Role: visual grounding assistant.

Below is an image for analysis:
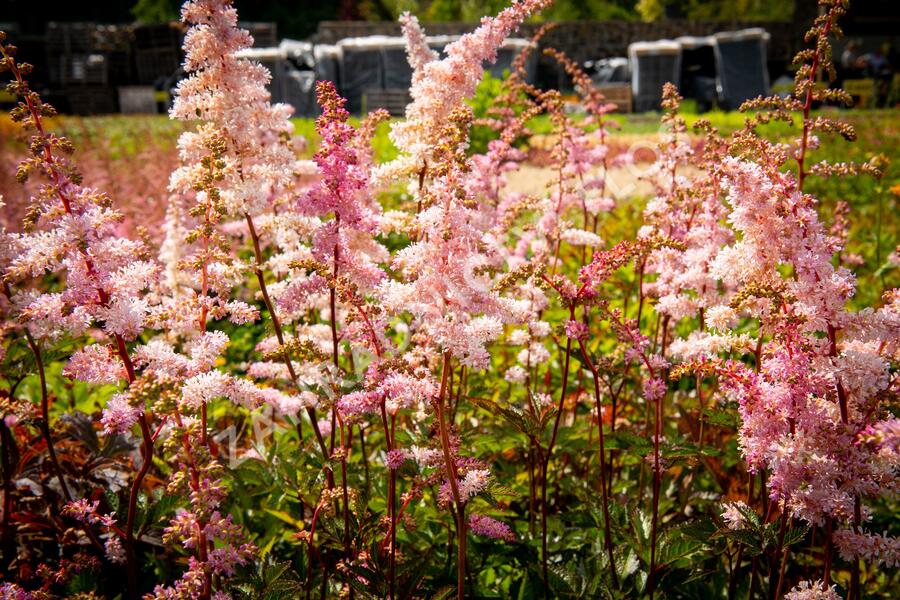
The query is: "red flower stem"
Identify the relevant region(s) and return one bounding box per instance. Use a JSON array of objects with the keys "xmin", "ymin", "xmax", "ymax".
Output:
[
  {"xmin": 171, "ymin": 408, "xmax": 212, "ymax": 599},
  {"xmin": 797, "ymin": 20, "xmax": 831, "ymax": 191},
  {"xmin": 5, "ymin": 55, "xmax": 153, "ymax": 598},
  {"xmin": 379, "ymin": 401, "xmax": 397, "ymax": 600},
  {"xmin": 540, "ymin": 306, "xmax": 574, "ymax": 591},
  {"xmin": 576, "ymin": 337, "xmax": 618, "ymax": 587},
  {"xmin": 435, "ymin": 352, "xmax": 465, "ymax": 600},
  {"xmin": 648, "ymin": 314, "xmax": 669, "ymax": 597},
  {"xmin": 244, "ymin": 213, "xmax": 333, "ymax": 485},
  {"xmin": 26, "ymin": 334, "xmax": 72, "ymax": 503},
  {"xmin": 13, "ymin": 316, "xmax": 107, "ymax": 556}
]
